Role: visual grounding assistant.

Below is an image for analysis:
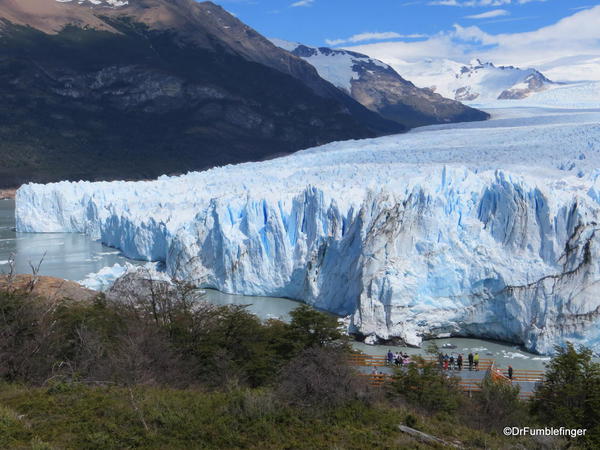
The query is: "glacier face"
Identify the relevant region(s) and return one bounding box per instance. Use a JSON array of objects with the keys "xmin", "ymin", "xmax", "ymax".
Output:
[{"xmin": 16, "ymin": 108, "xmax": 600, "ymax": 354}]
